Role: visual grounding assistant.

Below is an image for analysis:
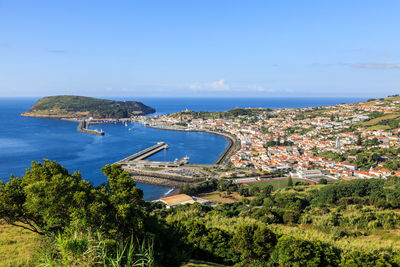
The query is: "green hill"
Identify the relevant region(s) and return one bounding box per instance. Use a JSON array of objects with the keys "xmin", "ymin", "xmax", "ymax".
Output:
[
  {"xmin": 171, "ymin": 107, "xmax": 273, "ymax": 119},
  {"xmin": 21, "ymin": 95, "xmax": 155, "ymax": 118}
]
